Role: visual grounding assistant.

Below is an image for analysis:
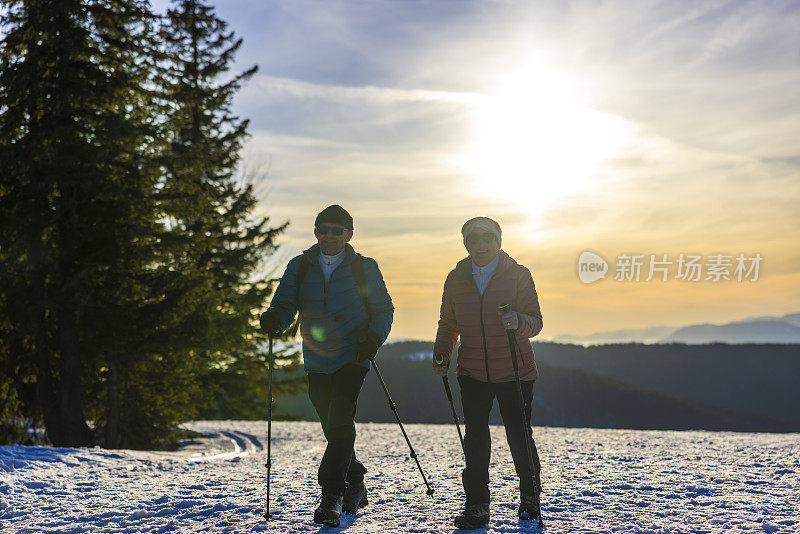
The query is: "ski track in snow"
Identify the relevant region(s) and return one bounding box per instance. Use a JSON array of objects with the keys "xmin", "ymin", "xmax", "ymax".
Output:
[{"xmin": 1, "ymin": 421, "xmax": 799, "ymax": 533}]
